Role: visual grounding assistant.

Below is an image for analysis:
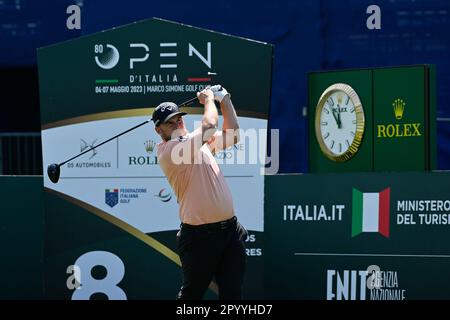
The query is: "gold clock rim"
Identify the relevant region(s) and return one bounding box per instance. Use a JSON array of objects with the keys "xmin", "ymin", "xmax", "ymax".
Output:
[{"xmin": 314, "ymin": 83, "xmax": 365, "ymax": 162}]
